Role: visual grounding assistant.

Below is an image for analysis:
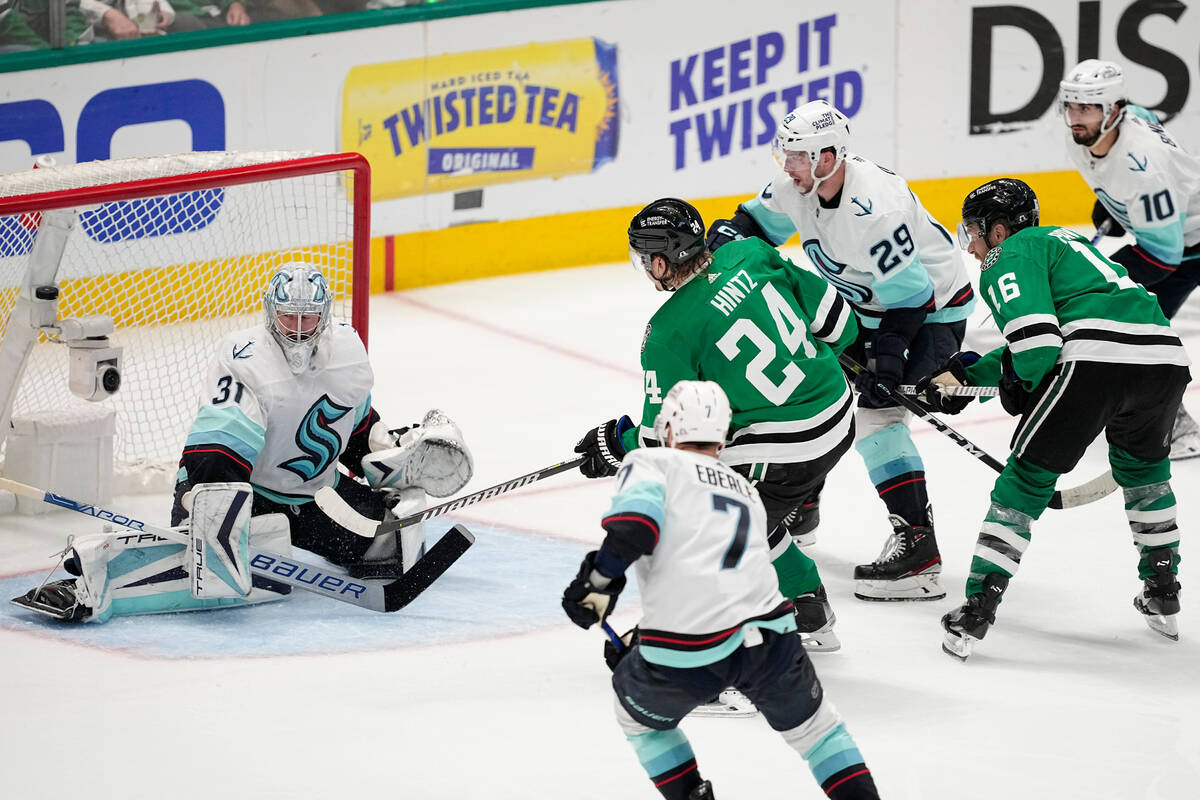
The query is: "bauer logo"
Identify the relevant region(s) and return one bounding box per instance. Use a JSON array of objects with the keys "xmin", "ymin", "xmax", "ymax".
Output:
[{"xmin": 341, "ymin": 39, "xmax": 619, "ymax": 200}]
